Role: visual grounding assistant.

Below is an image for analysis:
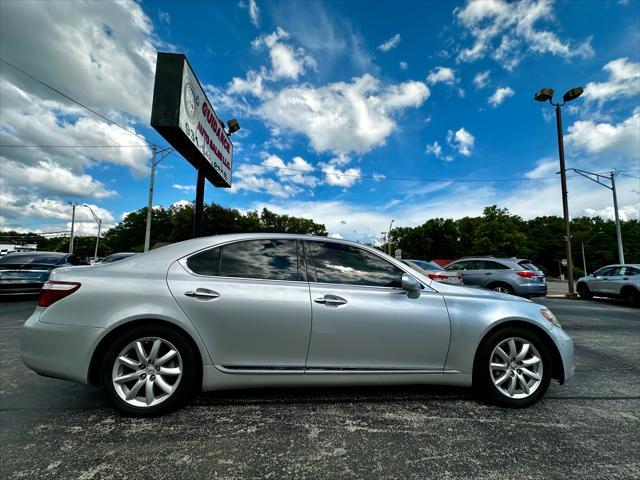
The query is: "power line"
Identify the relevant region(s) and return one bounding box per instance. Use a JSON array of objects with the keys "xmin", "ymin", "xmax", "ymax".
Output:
[{"xmin": 0, "ymin": 58, "xmax": 154, "ymax": 146}]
